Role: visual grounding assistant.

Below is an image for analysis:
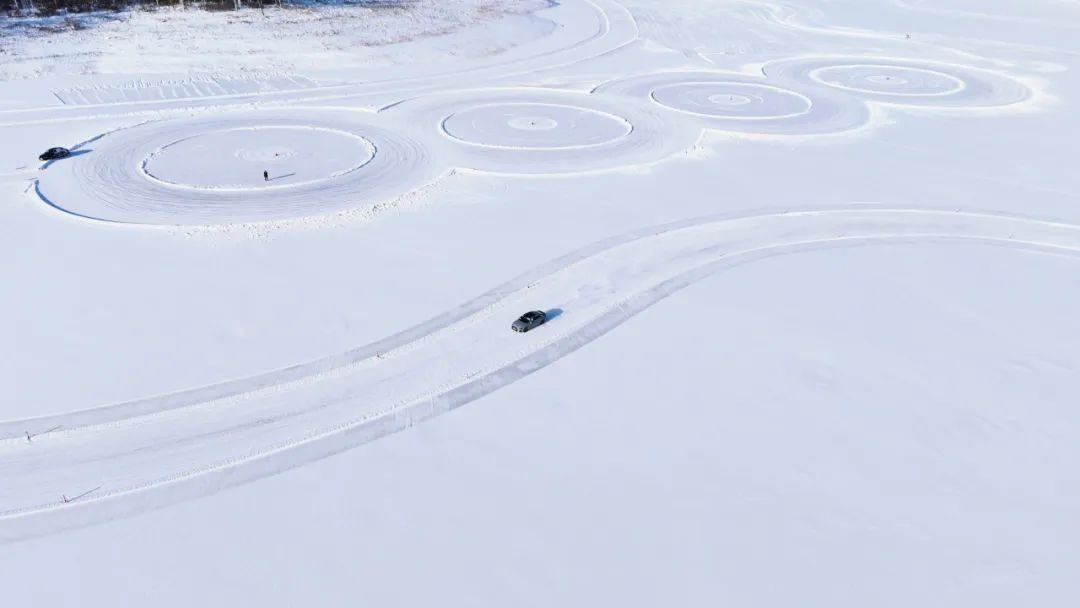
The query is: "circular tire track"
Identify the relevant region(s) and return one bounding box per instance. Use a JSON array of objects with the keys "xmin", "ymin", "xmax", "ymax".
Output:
[
  {"xmin": 811, "ymin": 65, "xmax": 965, "ymax": 97},
  {"xmin": 771, "ymin": 57, "xmax": 1032, "ymax": 109},
  {"xmin": 650, "ymin": 82, "xmax": 812, "ymax": 120},
  {"xmin": 595, "ymin": 71, "xmax": 868, "ymax": 136},
  {"xmin": 36, "ymin": 110, "xmax": 440, "ymax": 225},
  {"xmin": 386, "ymin": 88, "xmax": 697, "ymax": 174},
  {"xmin": 142, "ymin": 125, "xmax": 376, "ymax": 191},
  {"xmin": 441, "ymin": 102, "xmax": 633, "ymax": 150}
]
